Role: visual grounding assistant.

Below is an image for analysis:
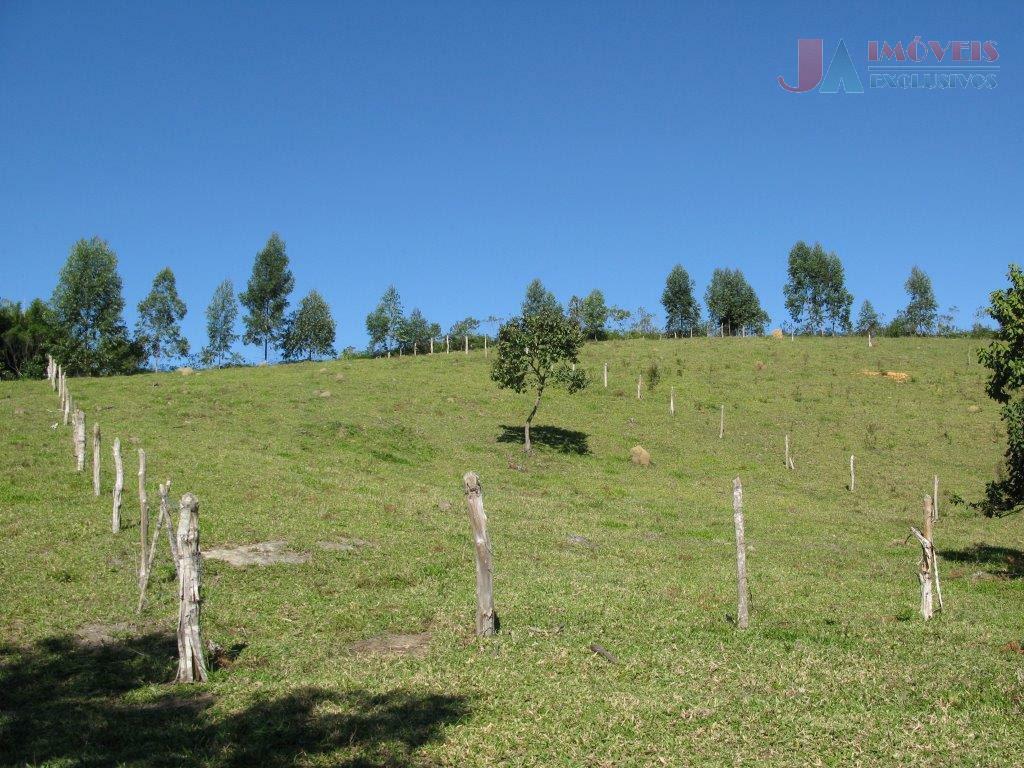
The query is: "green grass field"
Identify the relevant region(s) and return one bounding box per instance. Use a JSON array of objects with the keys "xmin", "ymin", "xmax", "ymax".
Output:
[{"xmin": 2, "ymin": 337, "xmax": 1022, "ymax": 766}]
